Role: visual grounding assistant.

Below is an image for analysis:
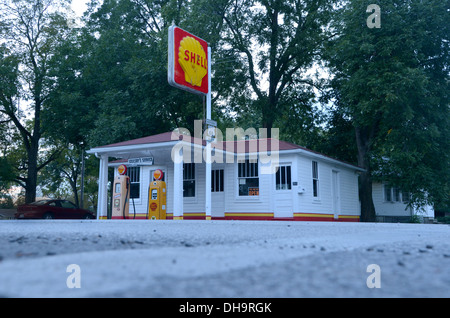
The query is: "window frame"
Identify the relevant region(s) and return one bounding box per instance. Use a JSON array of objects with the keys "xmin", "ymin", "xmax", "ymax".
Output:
[
  {"xmin": 385, "ymin": 184, "xmax": 410, "ymax": 204},
  {"xmin": 126, "ymin": 166, "xmax": 141, "ymax": 200},
  {"xmin": 276, "ymin": 165, "xmax": 292, "ymax": 191},
  {"xmin": 312, "ymin": 161, "xmax": 319, "ymax": 198},
  {"xmin": 402, "ymin": 191, "xmax": 410, "ymax": 203},
  {"xmin": 237, "ymin": 159, "xmax": 260, "ymax": 197},
  {"xmin": 384, "ymin": 184, "xmax": 392, "ymax": 202},
  {"xmin": 393, "ymin": 187, "xmax": 401, "ymax": 202},
  {"xmin": 183, "ymin": 163, "xmax": 196, "ymax": 198}
]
